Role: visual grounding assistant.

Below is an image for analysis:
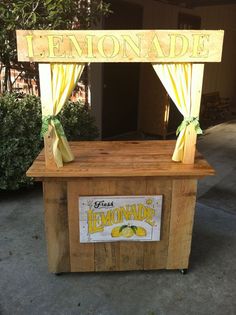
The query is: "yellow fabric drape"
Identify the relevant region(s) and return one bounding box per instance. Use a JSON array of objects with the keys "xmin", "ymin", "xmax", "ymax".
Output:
[
  {"xmin": 43, "ymin": 63, "xmax": 84, "ymax": 167},
  {"xmin": 152, "ymin": 63, "xmax": 199, "ymax": 162}
]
